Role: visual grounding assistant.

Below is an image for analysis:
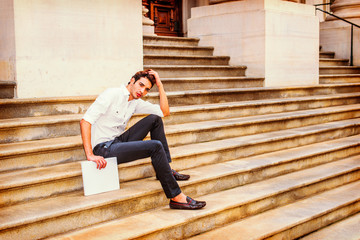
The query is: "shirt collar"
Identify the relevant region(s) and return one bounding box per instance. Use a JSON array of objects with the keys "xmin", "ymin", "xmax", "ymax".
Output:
[
  {"xmin": 120, "ymin": 84, "xmax": 130, "ymax": 97},
  {"xmin": 121, "ymin": 84, "xmax": 139, "ymax": 103}
]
